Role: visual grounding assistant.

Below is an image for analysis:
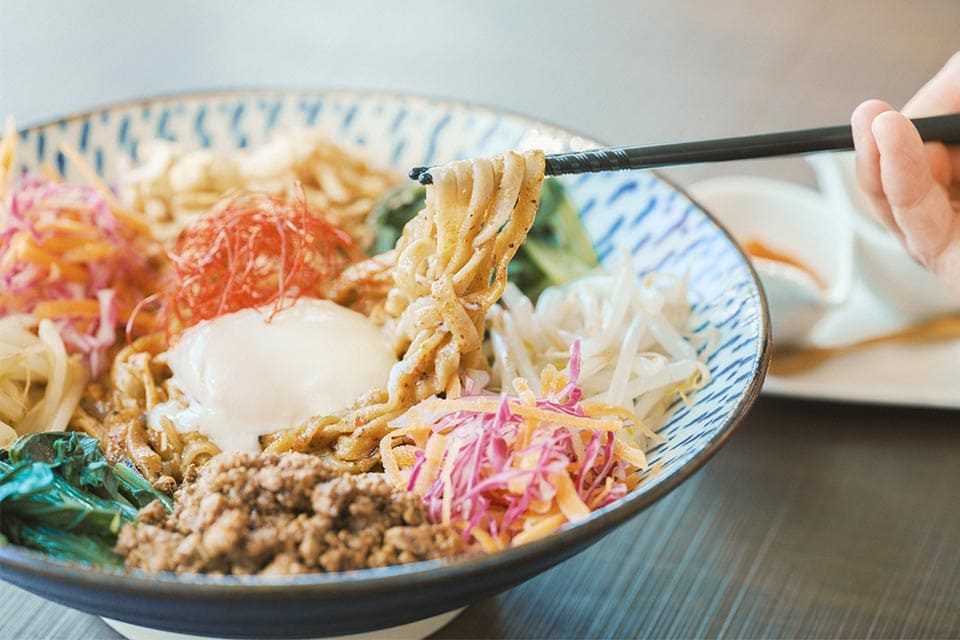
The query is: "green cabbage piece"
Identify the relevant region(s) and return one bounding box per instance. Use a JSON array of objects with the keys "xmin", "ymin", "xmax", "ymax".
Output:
[{"xmin": 369, "ymin": 177, "xmax": 599, "ymax": 300}]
